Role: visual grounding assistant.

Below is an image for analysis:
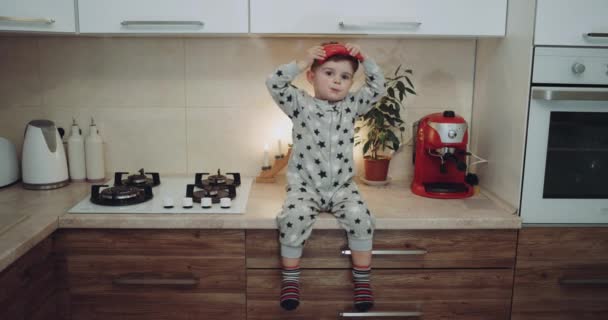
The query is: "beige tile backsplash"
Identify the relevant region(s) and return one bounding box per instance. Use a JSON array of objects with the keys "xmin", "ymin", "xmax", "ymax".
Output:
[{"xmin": 0, "ymin": 36, "xmax": 475, "ymax": 179}]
